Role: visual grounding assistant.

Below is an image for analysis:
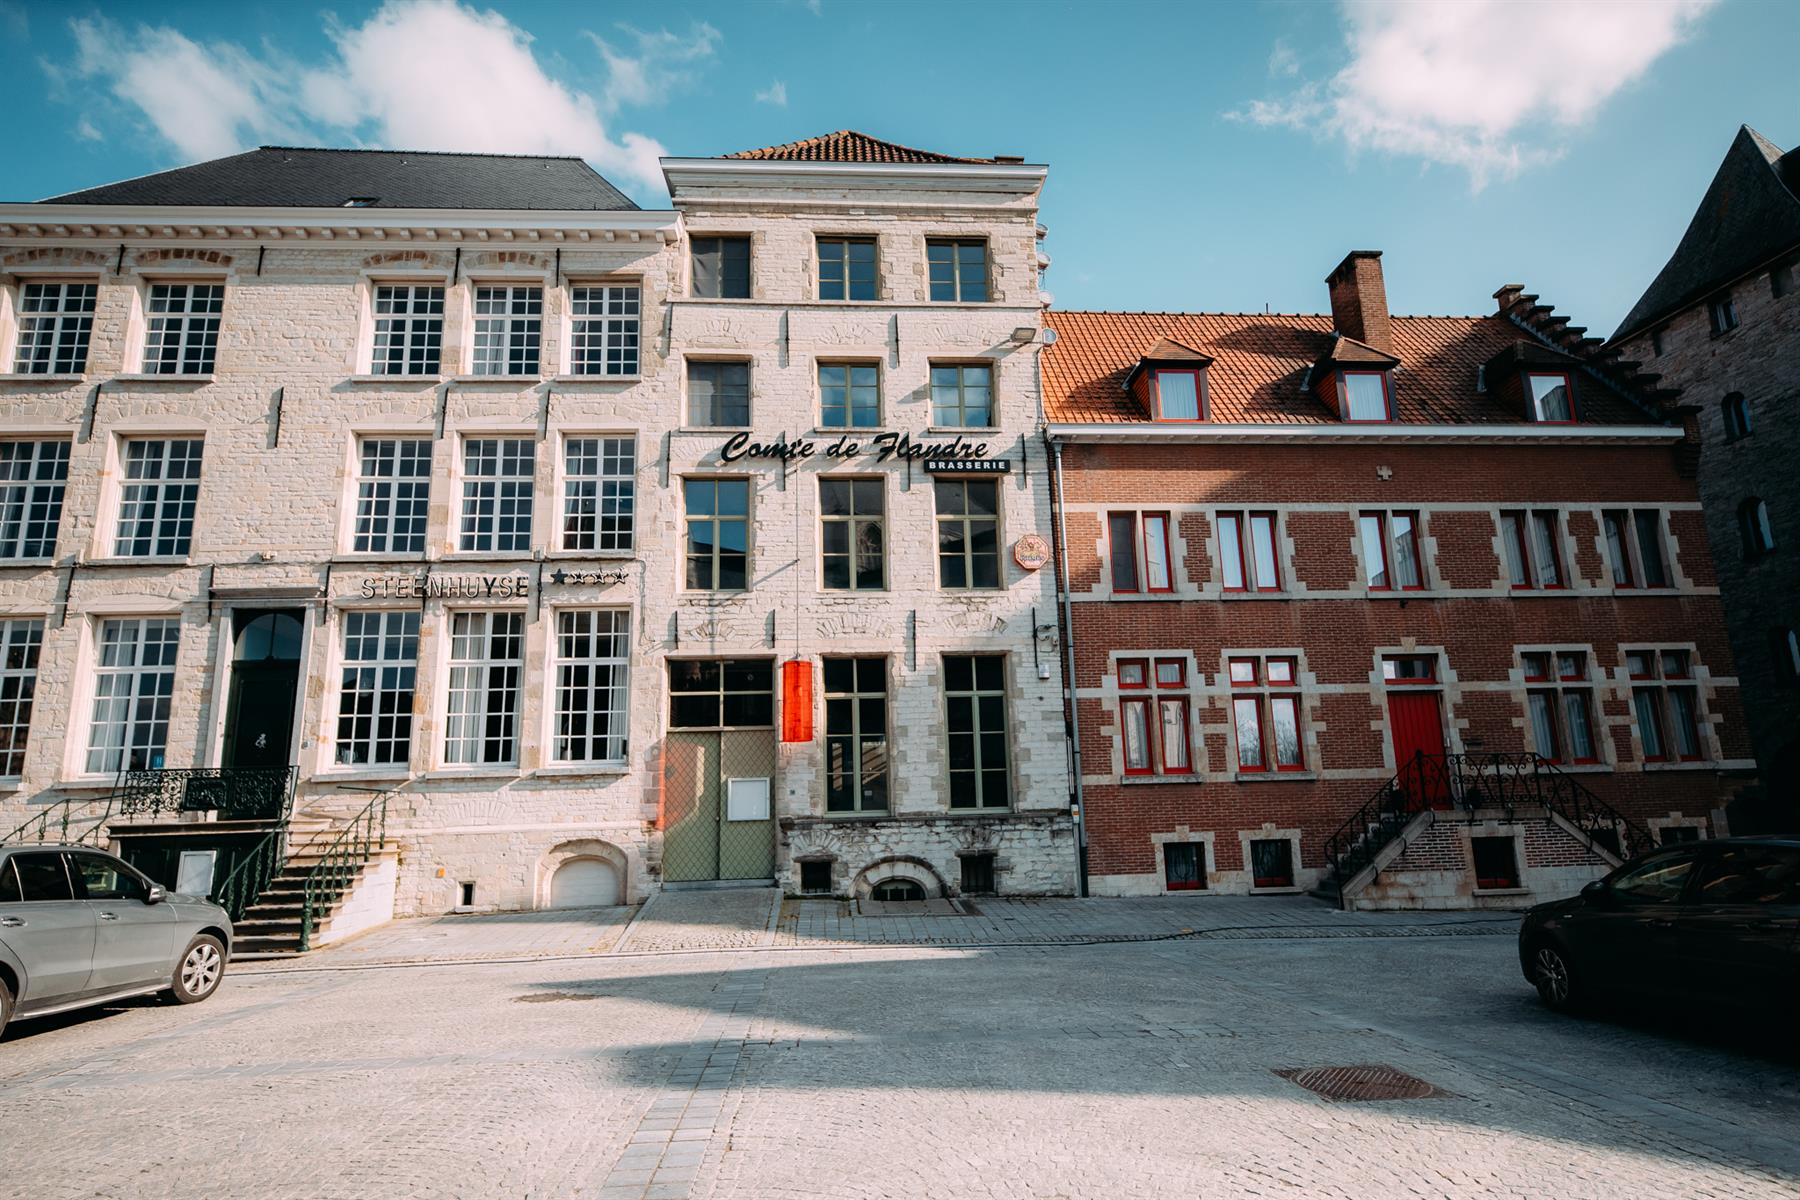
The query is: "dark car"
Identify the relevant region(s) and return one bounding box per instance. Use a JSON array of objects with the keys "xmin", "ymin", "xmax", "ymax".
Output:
[{"xmin": 1519, "ymin": 836, "xmax": 1800, "ymax": 1013}]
